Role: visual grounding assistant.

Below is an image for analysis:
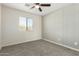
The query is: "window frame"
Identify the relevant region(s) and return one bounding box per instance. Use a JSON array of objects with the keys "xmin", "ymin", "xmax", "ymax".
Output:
[{"xmin": 19, "ymin": 16, "xmax": 33, "ymax": 31}]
